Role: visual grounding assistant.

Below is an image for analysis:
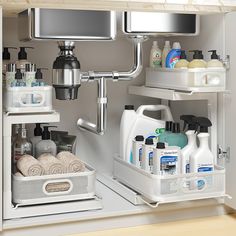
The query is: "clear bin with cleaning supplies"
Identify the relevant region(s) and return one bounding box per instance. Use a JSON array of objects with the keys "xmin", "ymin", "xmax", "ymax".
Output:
[
  {"xmin": 145, "ymin": 67, "xmax": 226, "ymax": 92},
  {"xmin": 114, "ymin": 157, "xmax": 226, "ymax": 204},
  {"xmin": 4, "ymin": 86, "xmax": 53, "ymax": 113},
  {"xmin": 12, "ymin": 163, "xmax": 96, "ymax": 205}
]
